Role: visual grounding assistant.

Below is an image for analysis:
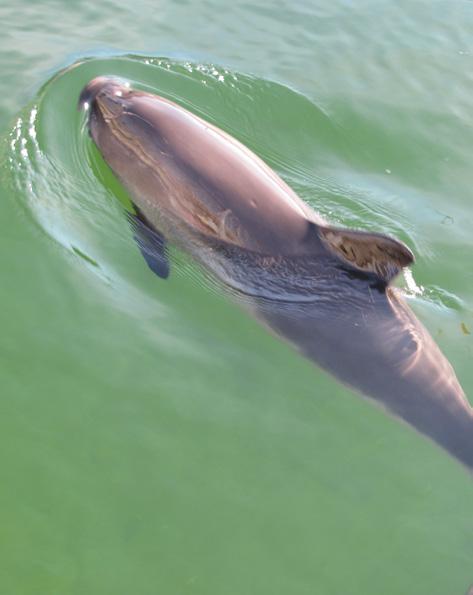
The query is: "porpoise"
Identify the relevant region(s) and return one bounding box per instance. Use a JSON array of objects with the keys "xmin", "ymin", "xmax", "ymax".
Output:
[{"xmin": 79, "ymin": 76, "xmax": 473, "ymax": 472}]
